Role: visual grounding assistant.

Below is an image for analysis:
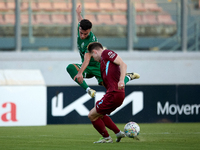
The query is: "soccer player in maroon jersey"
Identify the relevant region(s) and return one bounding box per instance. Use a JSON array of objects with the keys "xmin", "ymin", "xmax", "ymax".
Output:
[
  {"xmin": 67, "ymin": 5, "xmax": 139, "ymax": 98},
  {"xmin": 87, "ymin": 42, "xmax": 133, "ymax": 143}
]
